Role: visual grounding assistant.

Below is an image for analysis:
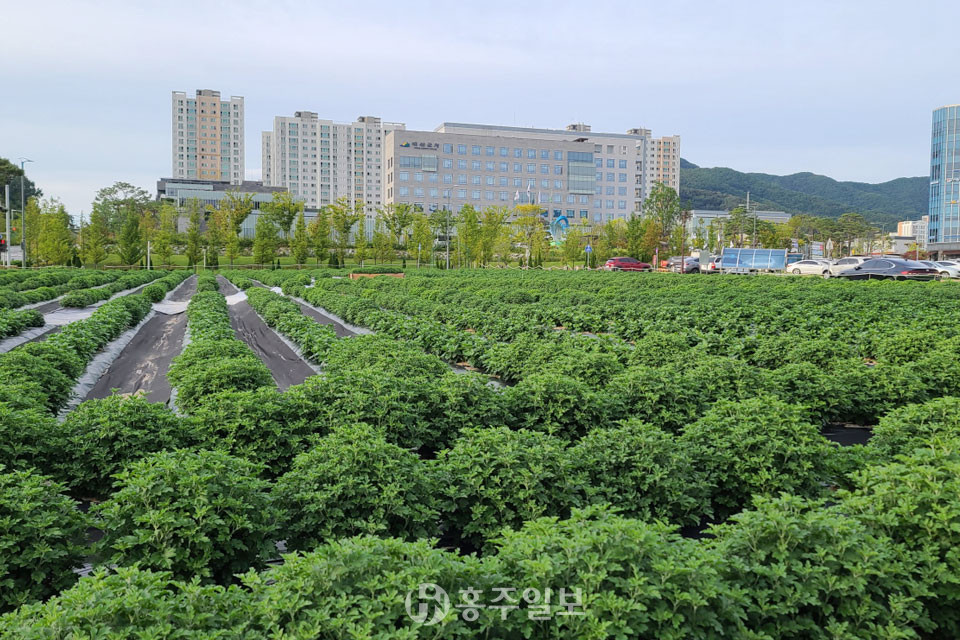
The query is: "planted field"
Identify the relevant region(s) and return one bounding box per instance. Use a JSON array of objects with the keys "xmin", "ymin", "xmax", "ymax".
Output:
[{"xmin": 2, "ymin": 269, "xmax": 960, "ymax": 638}]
